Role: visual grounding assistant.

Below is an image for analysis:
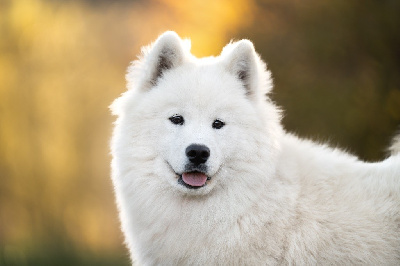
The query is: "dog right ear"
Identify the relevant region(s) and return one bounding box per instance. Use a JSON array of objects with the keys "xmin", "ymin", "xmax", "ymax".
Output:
[
  {"xmin": 221, "ymin": 40, "xmax": 260, "ymax": 100},
  {"xmin": 127, "ymin": 31, "xmax": 187, "ymax": 91},
  {"xmin": 221, "ymin": 39, "xmax": 272, "ymax": 101}
]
